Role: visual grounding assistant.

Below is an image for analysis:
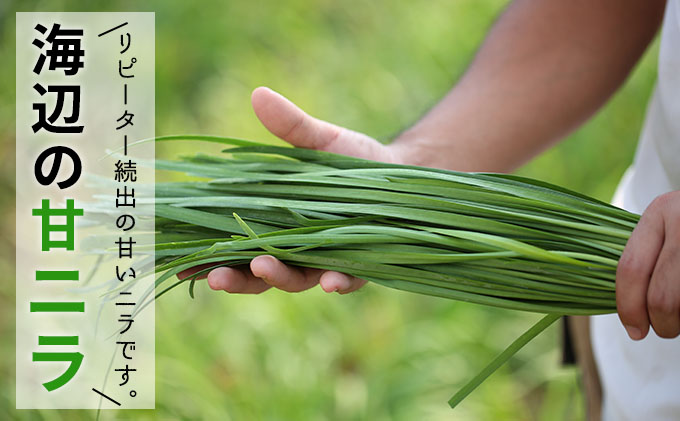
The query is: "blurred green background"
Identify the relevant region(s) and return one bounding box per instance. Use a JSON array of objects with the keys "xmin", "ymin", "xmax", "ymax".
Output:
[{"xmin": 0, "ymin": 0, "xmax": 659, "ymax": 419}]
